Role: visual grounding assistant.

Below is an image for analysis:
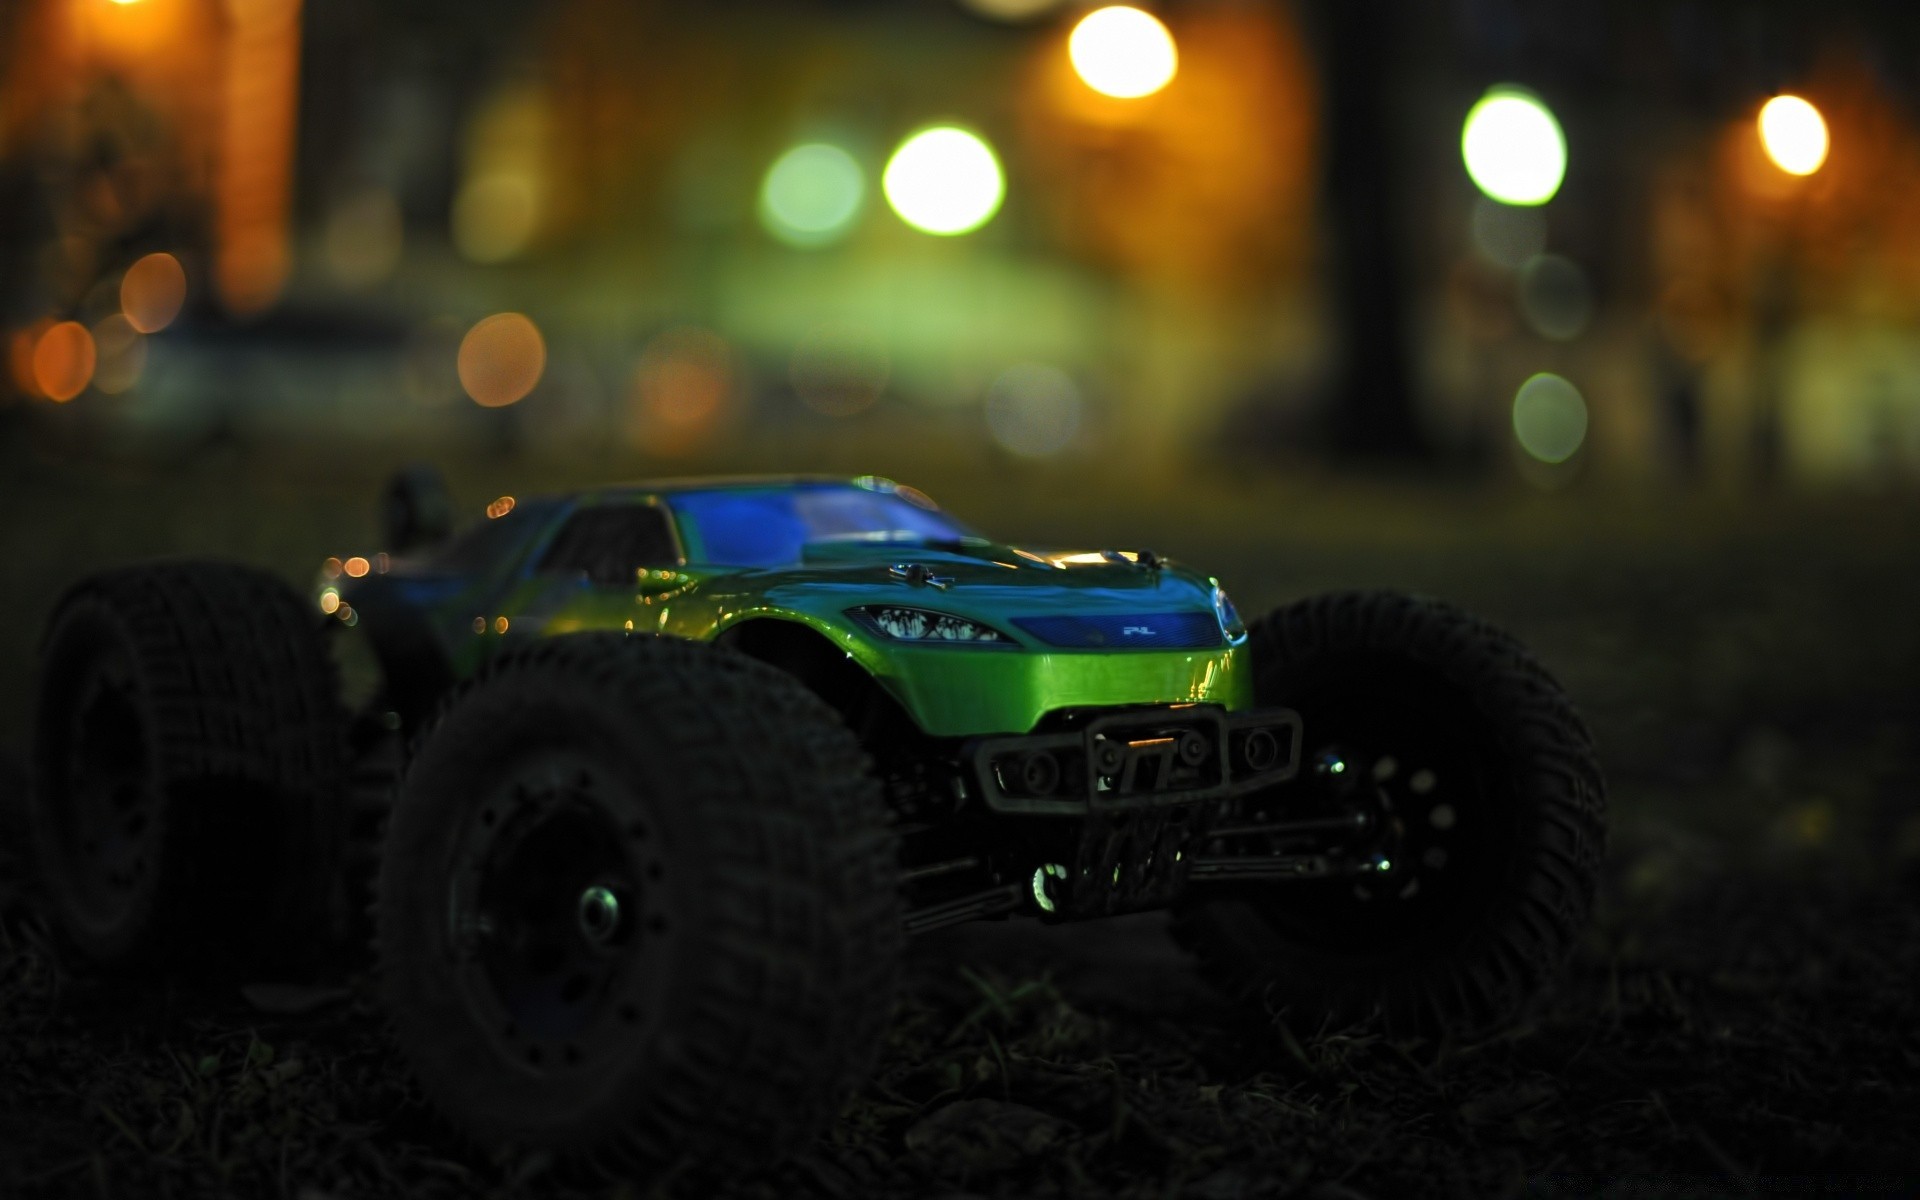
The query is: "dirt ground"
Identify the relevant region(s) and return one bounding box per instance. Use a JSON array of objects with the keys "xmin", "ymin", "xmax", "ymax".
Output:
[{"xmin": 1, "ymin": 439, "xmax": 1916, "ymax": 1199}]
